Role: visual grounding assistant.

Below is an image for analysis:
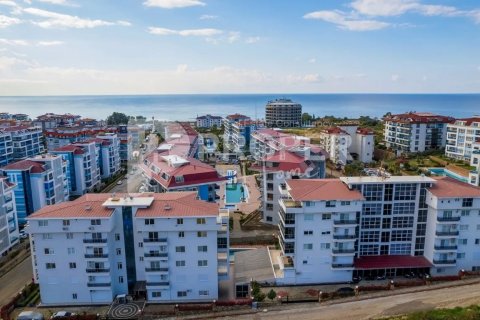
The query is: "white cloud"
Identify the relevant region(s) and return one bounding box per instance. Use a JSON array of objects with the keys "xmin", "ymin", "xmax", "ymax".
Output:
[
  {"xmin": 308, "ymin": 58, "xmax": 316, "ymax": 63},
  {"xmin": 0, "ymin": 1, "xmax": 18, "ymax": 7},
  {"xmin": 351, "ymin": 0, "xmax": 464, "ymax": 18},
  {"xmin": 117, "ymin": 20, "xmax": 132, "ymax": 26},
  {"xmin": 0, "ymin": 14, "xmax": 21, "ymax": 28},
  {"xmin": 37, "ymin": 40, "xmax": 63, "ymax": 46},
  {"xmin": 245, "ymin": 36, "xmax": 260, "ymax": 44},
  {"xmin": 391, "ymin": 74, "xmax": 400, "ymax": 81},
  {"xmin": 37, "ymin": 0, "xmax": 70, "ymax": 5},
  {"xmin": 0, "ymin": 55, "xmax": 31, "ymax": 70},
  {"xmin": 199, "ymin": 14, "xmax": 217, "ymax": 20},
  {"xmin": 148, "ymin": 27, "xmax": 222, "ymax": 37},
  {"xmin": 304, "ymin": 10, "xmax": 390, "ymax": 31},
  {"xmin": 0, "ymin": 38, "xmax": 29, "ymax": 46},
  {"xmin": 143, "ymin": 0, "xmax": 205, "ymax": 9},
  {"xmin": 227, "ymin": 31, "xmax": 240, "ymax": 43}
]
